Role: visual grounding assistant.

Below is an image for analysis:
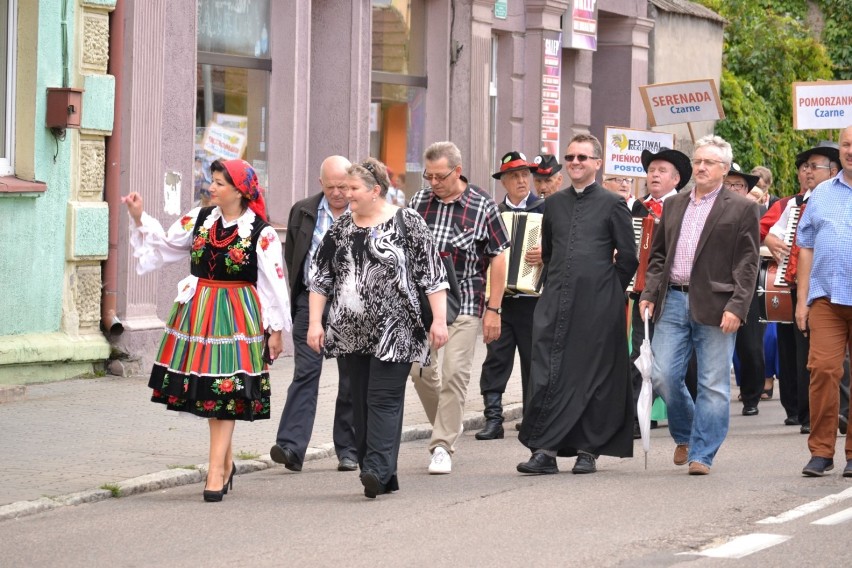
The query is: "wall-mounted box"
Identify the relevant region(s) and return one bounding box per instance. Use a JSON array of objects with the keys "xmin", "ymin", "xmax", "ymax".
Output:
[{"xmin": 46, "ymin": 87, "xmax": 84, "ymax": 129}]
